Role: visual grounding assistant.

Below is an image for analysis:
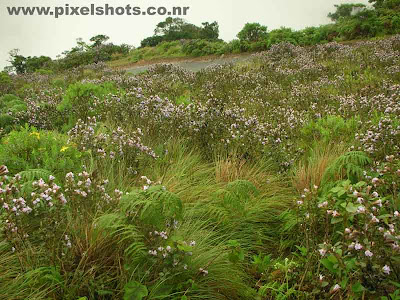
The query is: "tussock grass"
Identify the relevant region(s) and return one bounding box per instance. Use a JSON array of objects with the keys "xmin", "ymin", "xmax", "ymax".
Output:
[{"xmin": 292, "ymin": 143, "xmax": 347, "ymax": 193}]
